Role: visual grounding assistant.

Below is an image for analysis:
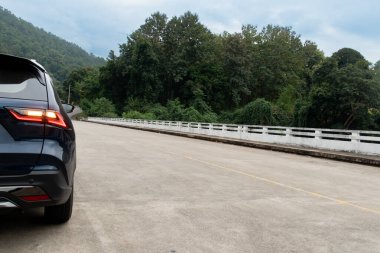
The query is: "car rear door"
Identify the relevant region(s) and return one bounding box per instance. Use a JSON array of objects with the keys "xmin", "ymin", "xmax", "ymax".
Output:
[{"xmin": 0, "ymin": 58, "xmax": 48, "ymax": 175}]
